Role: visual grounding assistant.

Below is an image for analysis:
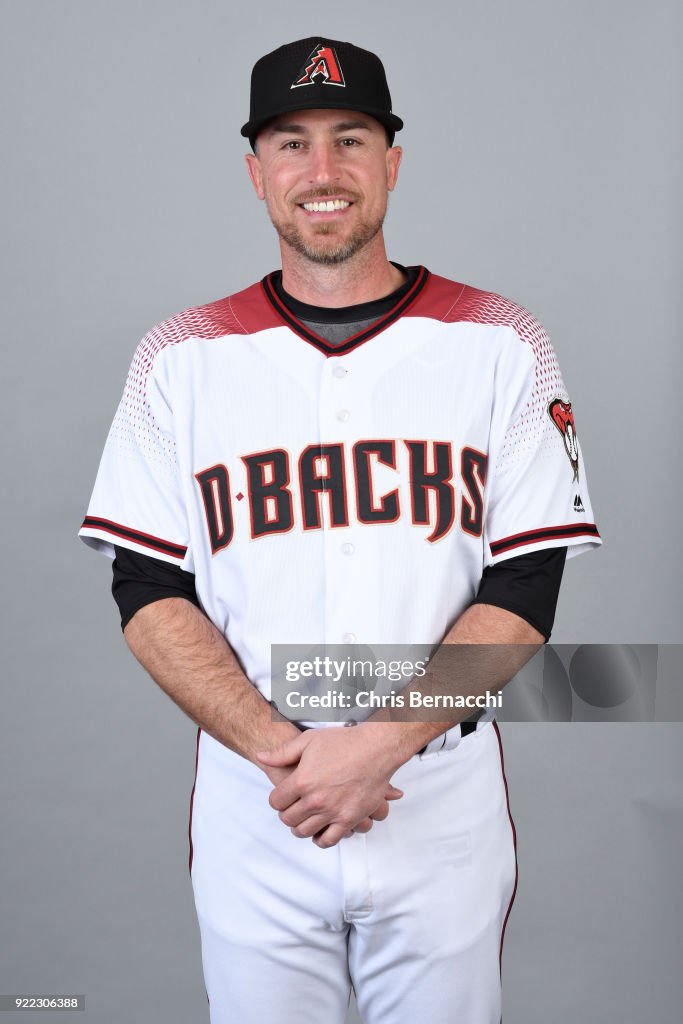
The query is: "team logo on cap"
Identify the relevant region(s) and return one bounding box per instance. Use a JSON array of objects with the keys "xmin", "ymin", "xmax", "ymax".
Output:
[
  {"xmin": 291, "ymin": 44, "xmax": 346, "ymax": 89},
  {"xmin": 548, "ymin": 398, "xmax": 580, "ymax": 481}
]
